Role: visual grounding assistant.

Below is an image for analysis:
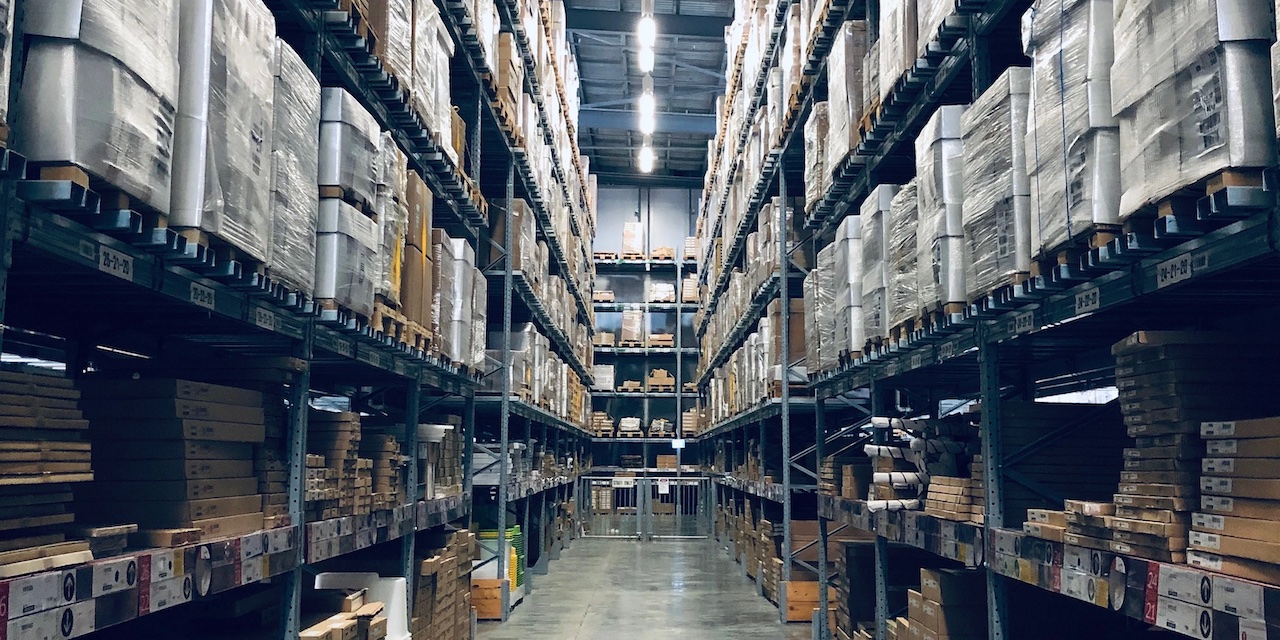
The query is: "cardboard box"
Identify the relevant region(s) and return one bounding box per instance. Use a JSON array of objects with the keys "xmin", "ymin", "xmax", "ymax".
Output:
[
  {"xmin": 98, "ymin": 459, "xmax": 254, "ymax": 481},
  {"xmin": 907, "ymin": 589, "xmax": 924, "ymax": 622},
  {"xmin": 920, "ymin": 598, "xmax": 984, "ymax": 636},
  {"xmin": 1202, "ymin": 416, "xmax": 1280, "ymax": 439},
  {"xmin": 405, "ymin": 171, "xmax": 431, "ymax": 250},
  {"xmin": 1201, "ymin": 457, "xmax": 1280, "ymax": 477},
  {"xmin": 1192, "ymin": 512, "xmax": 1280, "ymax": 544},
  {"xmin": 1200, "ymin": 495, "xmax": 1280, "ymax": 520},
  {"xmin": 87, "ymin": 418, "xmax": 266, "ymax": 443},
  {"xmin": 1204, "ymin": 437, "xmax": 1280, "ymax": 458},
  {"xmin": 1188, "ymin": 549, "xmax": 1280, "ymax": 586},
  {"xmin": 80, "ymin": 379, "xmax": 263, "ymax": 405},
  {"xmin": 401, "ymin": 244, "xmax": 431, "ymax": 325},
  {"xmin": 919, "ymin": 568, "xmax": 983, "ymax": 605},
  {"xmin": 1190, "ymin": 530, "xmax": 1280, "ymax": 564},
  {"xmin": 79, "ymin": 398, "xmax": 263, "ymax": 424},
  {"xmin": 103, "ymin": 494, "xmax": 263, "ymax": 524},
  {"xmin": 1153, "ymin": 596, "xmax": 1211, "ymax": 637},
  {"xmin": 1201, "ymin": 476, "xmax": 1280, "ymax": 500},
  {"xmin": 91, "ymin": 477, "xmax": 258, "ymax": 501}
]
